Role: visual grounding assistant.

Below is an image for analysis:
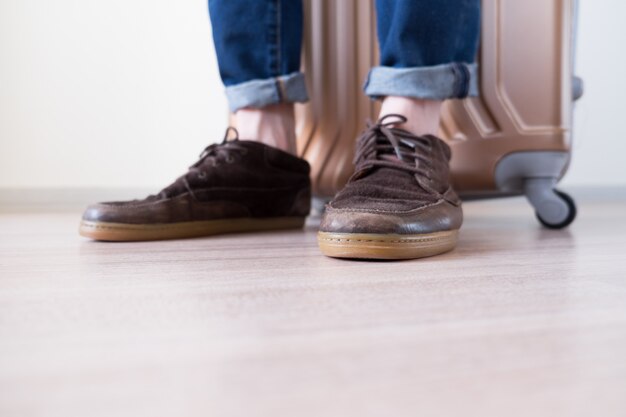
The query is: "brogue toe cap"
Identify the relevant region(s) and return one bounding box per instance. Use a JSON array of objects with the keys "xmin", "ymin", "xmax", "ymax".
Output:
[{"xmin": 319, "ymin": 200, "xmax": 462, "ymax": 235}]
